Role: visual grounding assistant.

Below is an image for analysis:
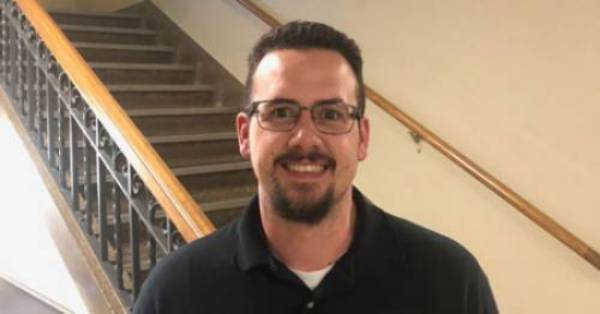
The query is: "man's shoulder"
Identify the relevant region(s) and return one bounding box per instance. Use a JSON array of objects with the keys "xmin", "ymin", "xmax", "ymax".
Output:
[
  {"xmin": 372, "ymin": 204, "xmax": 482, "ymax": 273},
  {"xmin": 363, "ymin": 204, "xmax": 497, "ymax": 312},
  {"xmin": 155, "ymin": 221, "xmax": 238, "ymax": 276},
  {"xmin": 133, "ymin": 221, "xmax": 240, "ymax": 313}
]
